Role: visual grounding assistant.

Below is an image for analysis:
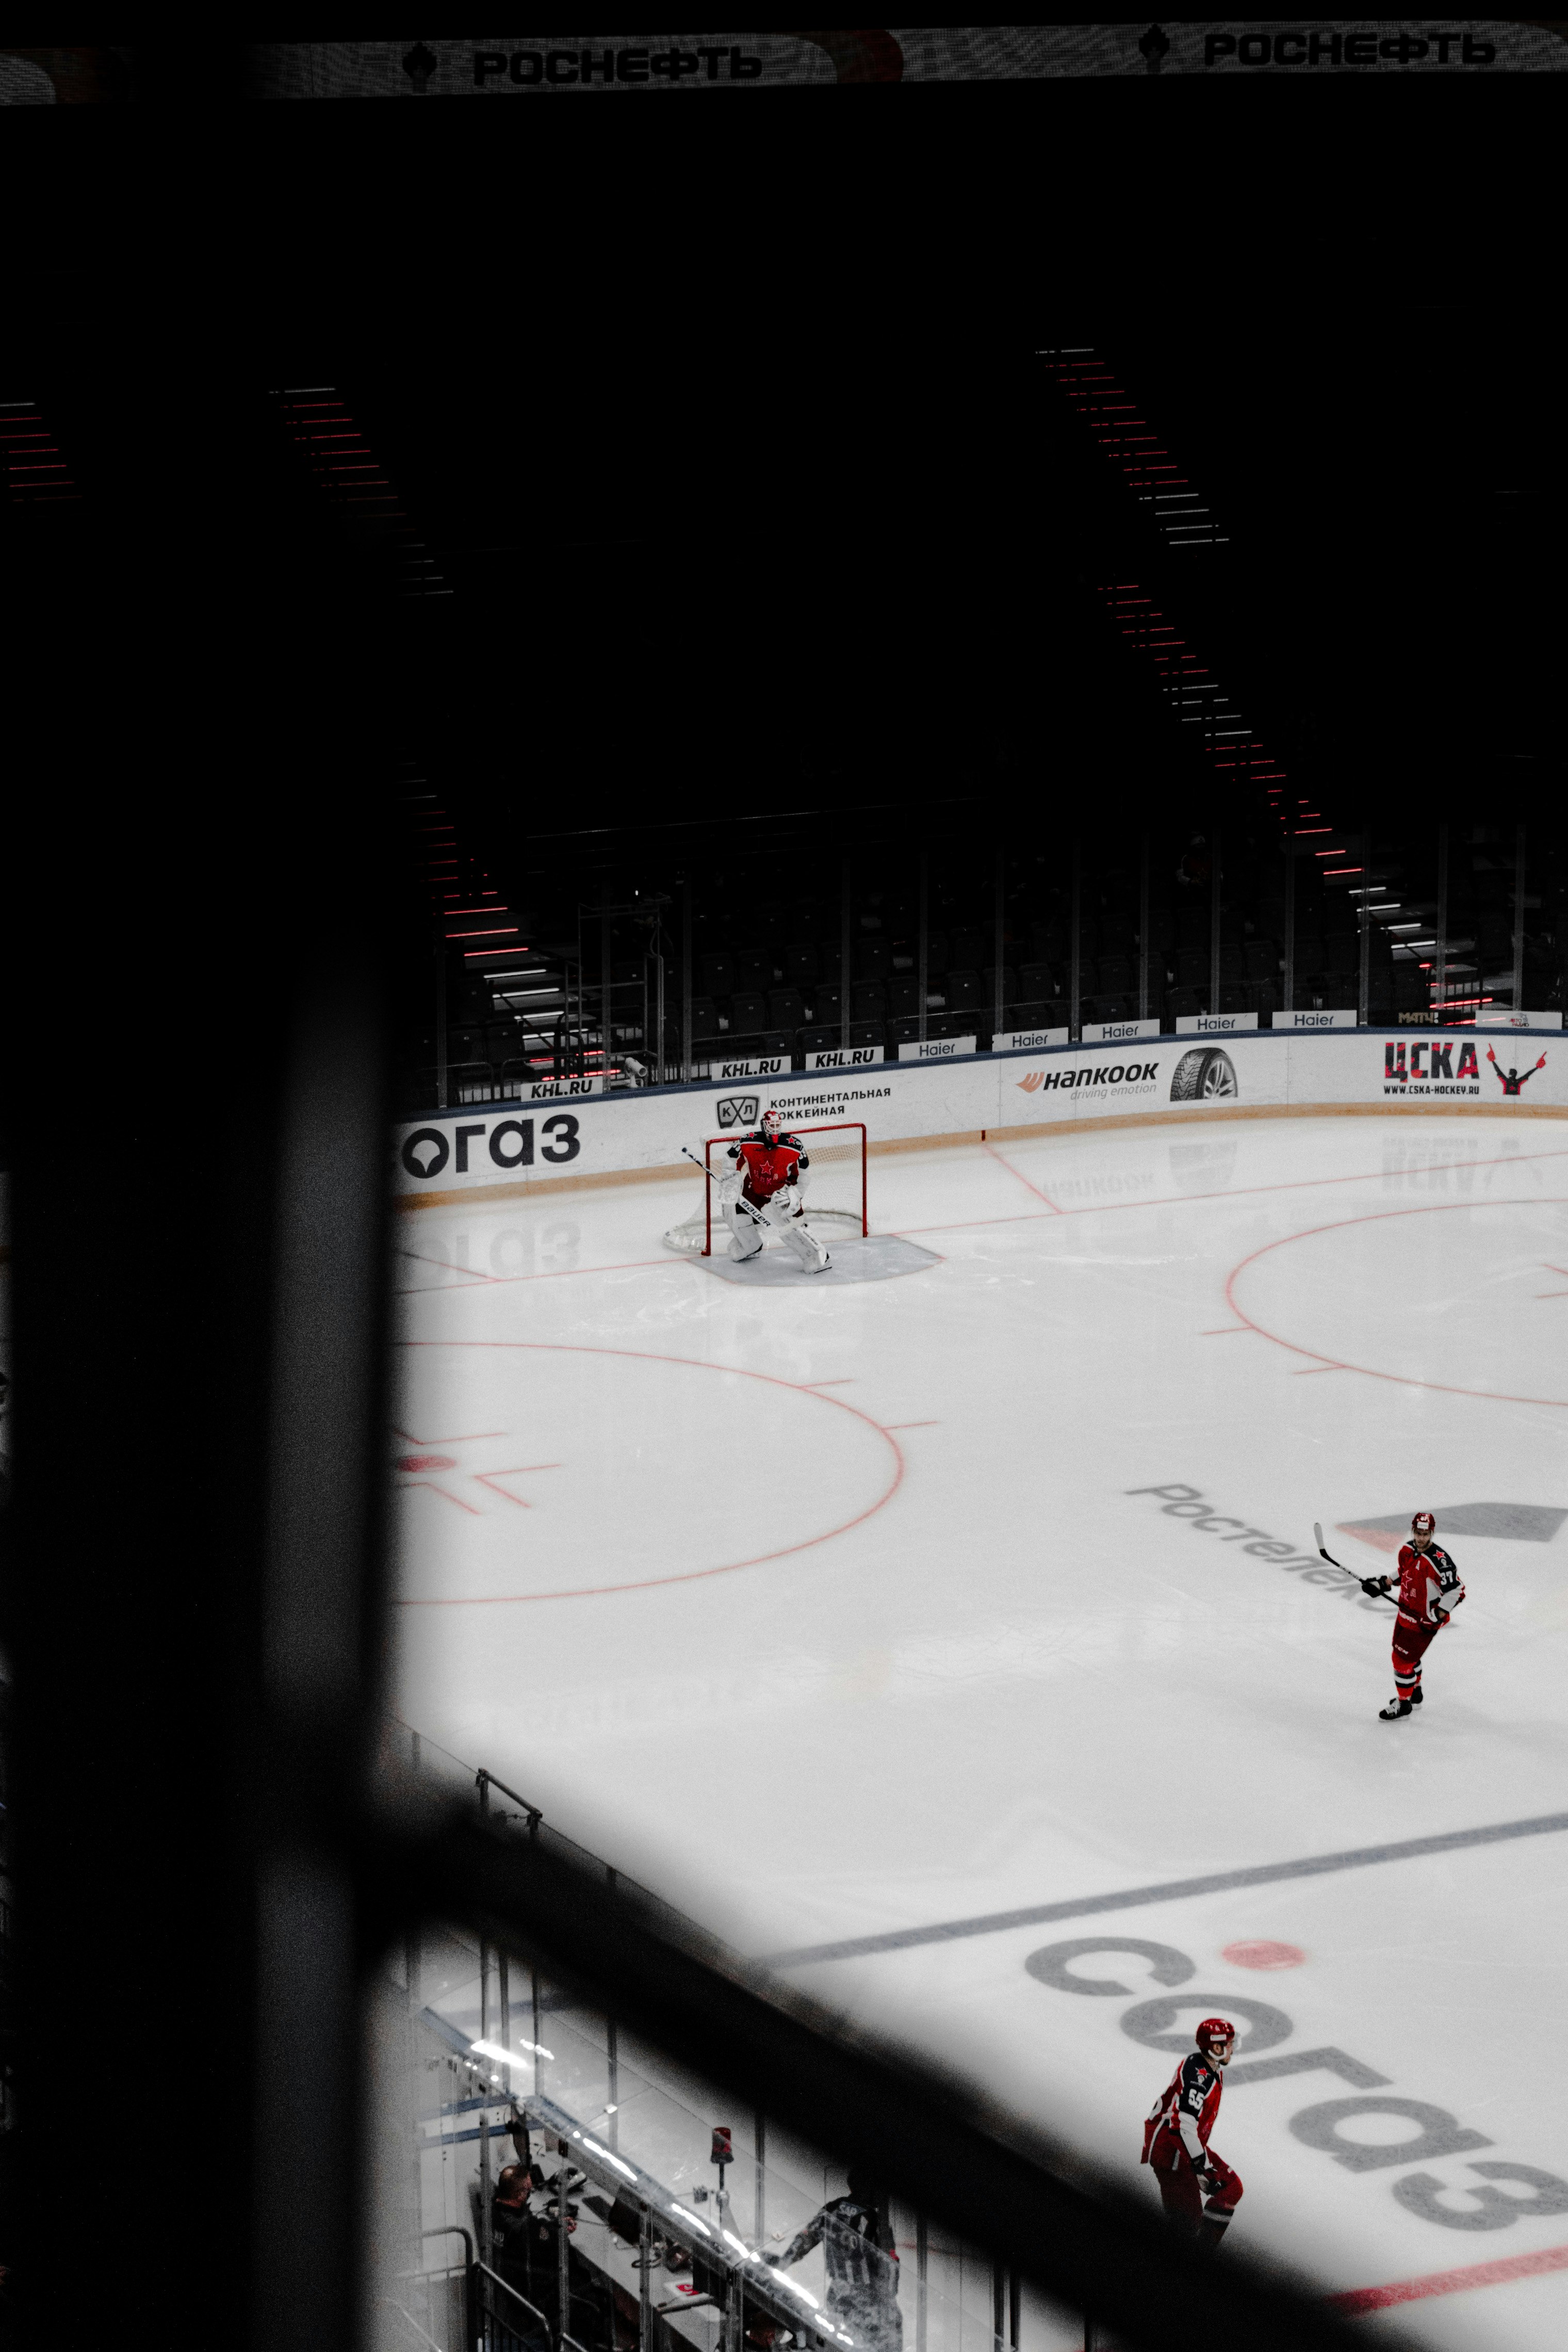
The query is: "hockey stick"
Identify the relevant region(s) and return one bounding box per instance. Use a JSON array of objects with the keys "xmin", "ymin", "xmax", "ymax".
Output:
[{"xmin": 1313, "ymin": 1522, "xmax": 1397, "ymax": 1606}]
